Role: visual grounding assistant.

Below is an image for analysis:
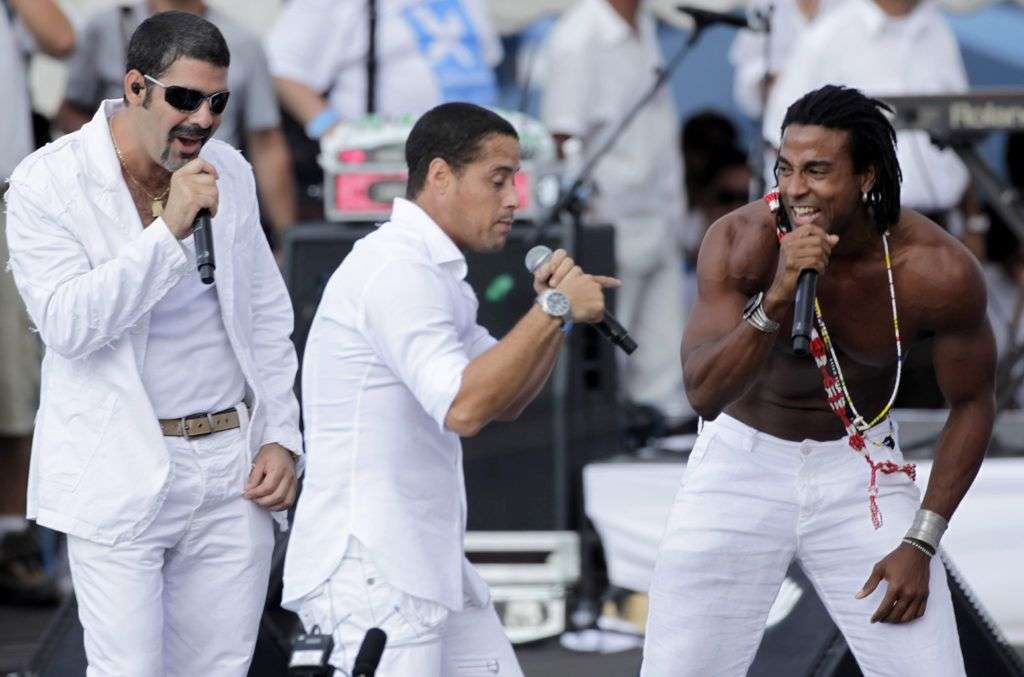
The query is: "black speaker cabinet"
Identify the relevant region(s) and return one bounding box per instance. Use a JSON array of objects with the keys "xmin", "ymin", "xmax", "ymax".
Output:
[{"xmin": 282, "ymin": 222, "xmax": 622, "ymax": 531}]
